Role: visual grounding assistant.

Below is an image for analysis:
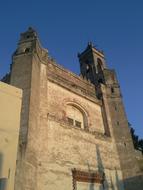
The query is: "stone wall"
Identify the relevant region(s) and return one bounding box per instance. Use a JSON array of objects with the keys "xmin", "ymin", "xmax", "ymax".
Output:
[
  {"xmin": 8, "ymin": 28, "xmax": 143, "ymax": 190},
  {"xmin": 33, "ymin": 67, "xmax": 125, "ymax": 189},
  {"xmin": 0, "ymin": 82, "xmax": 22, "ymax": 190}
]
